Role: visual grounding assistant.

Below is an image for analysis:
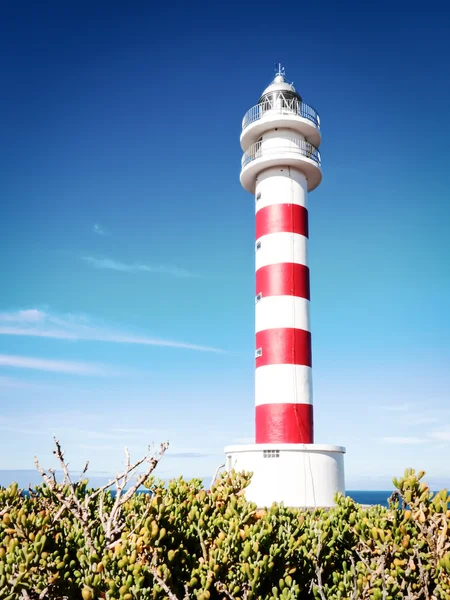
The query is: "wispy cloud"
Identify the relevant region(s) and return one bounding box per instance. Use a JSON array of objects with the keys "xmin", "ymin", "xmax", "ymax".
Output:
[
  {"xmin": 166, "ymin": 452, "xmax": 217, "ymax": 459},
  {"xmin": 378, "ymin": 403, "xmax": 415, "ymax": 412},
  {"xmin": 0, "ymin": 309, "xmax": 44, "ymax": 323},
  {"xmin": 0, "ymin": 309, "xmax": 222, "ymax": 353},
  {"xmin": 0, "ymin": 375, "xmax": 50, "ymax": 389},
  {"xmin": 381, "ymin": 436, "xmax": 428, "ymax": 445},
  {"xmin": 430, "ymin": 430, "xmax": 450, "ymax": 442},
  {"xmin": 112, "ymin": 428, "xmax": 161, "ymax": 435},
  {"xmin": 0, "ymin": 354, "xmax": 109, "ymax": 376},
  {"xmin": 165, "ymin": 446, "xmax": 219, "ymax": 459},
  {"xmin": 93, "ymin": 224, "xmax": 106, "ymax": 235},
  {"xmin": 82, "ymin": 256, "xmax": 195, "ymax": 279}
]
